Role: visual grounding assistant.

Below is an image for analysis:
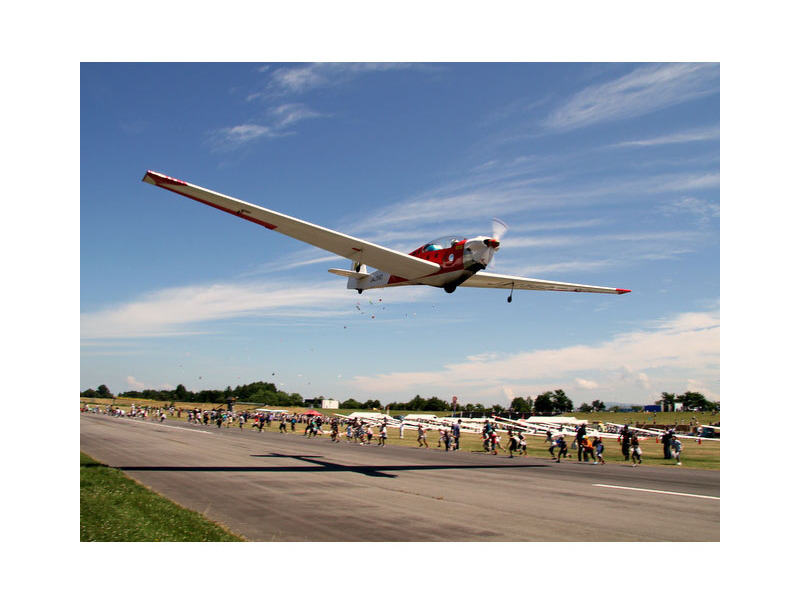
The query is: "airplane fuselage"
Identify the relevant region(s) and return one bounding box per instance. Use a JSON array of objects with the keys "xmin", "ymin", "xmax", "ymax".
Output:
[{"xmin": 352, "ymin": 235, "xmax": 498, "ymax": 292}]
